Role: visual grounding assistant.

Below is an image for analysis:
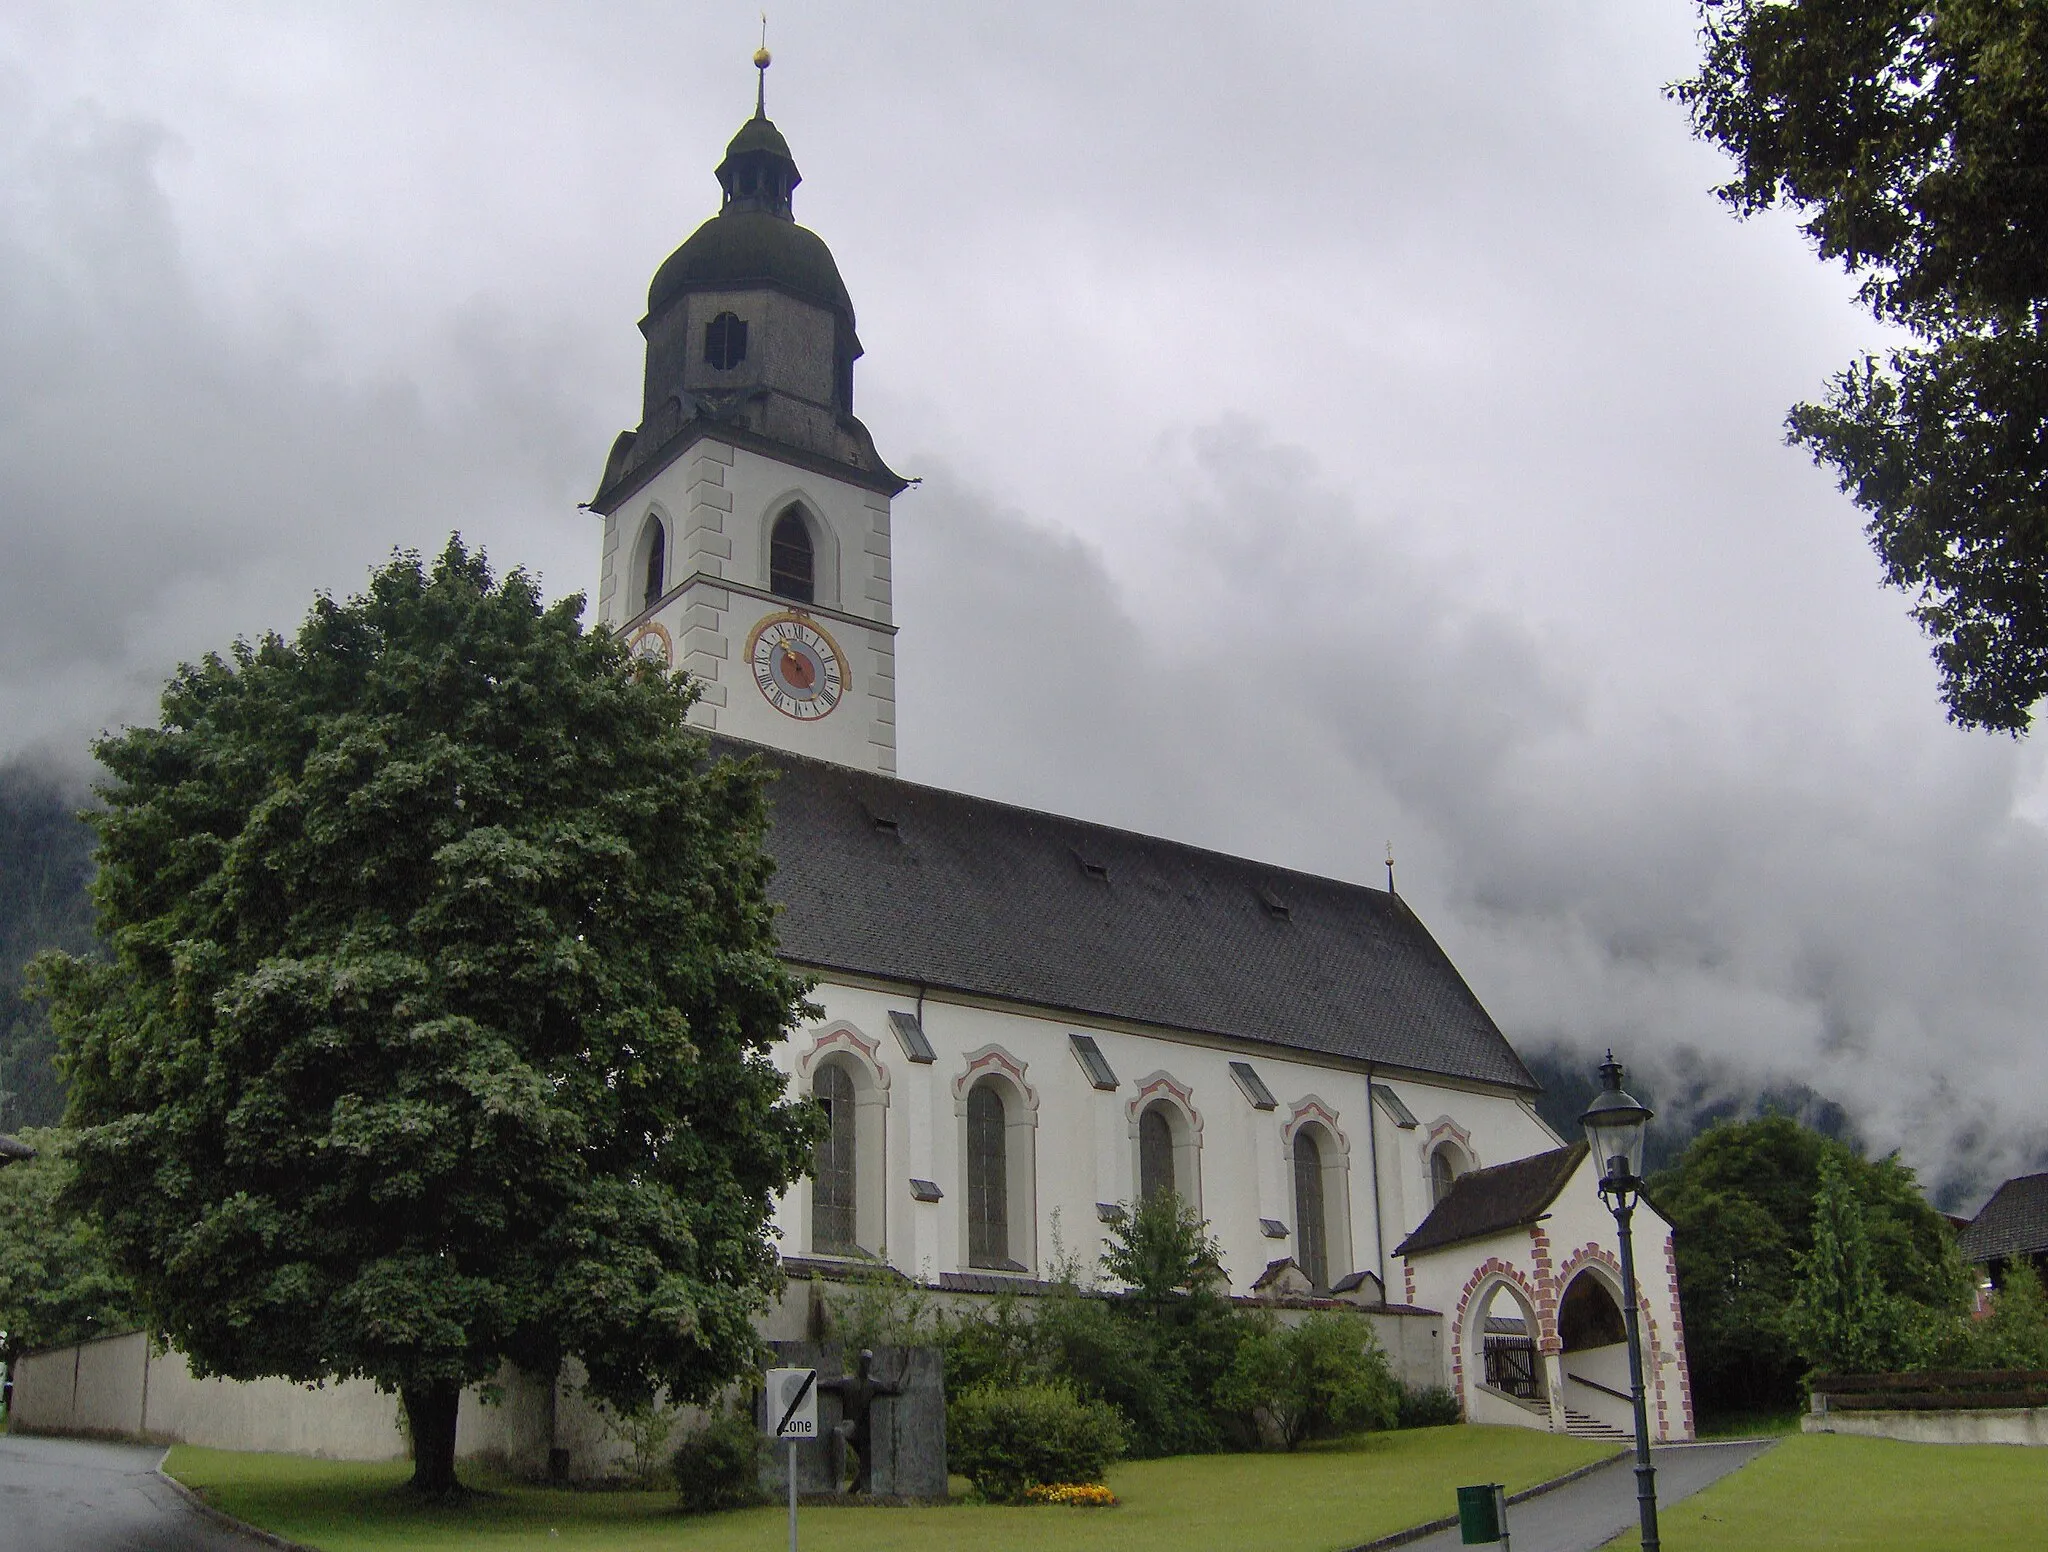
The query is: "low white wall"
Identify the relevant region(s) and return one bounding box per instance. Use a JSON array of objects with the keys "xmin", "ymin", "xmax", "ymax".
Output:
[
  {"xmin": 10, "ymin": 1279, "xmax": 1451, "ymax": 1473},
  {"xmin": 1467, "ymin": 1382, "xmax": 1549, "ymax": 1430},
  {"xmin": 7, "ymin": 1332, "xmax": 658, "ymax": 1481},
  {"xmin": 1561, "ymin": 1342, "xmax": 1634, "ymax": 1433},
  {"xmin": 1805, "ymin": 1407, "xmax": 2048, "ymax": 1446}
]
